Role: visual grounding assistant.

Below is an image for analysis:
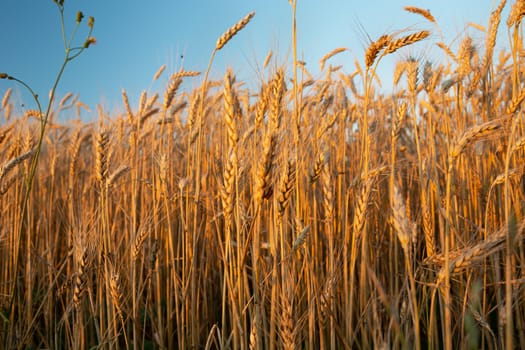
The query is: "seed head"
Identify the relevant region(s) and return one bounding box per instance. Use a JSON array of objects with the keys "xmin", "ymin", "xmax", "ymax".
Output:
[
  {"xmin": 216, "ymin": 11, "xmax": 255, "ymax": 51},
  {"xmin": 76, "ymin": 11, "xmax": 84, "ymax": 24},
  {"xmin": 83, "ymin": 37, "xmax": 96, "ymax": 48}
]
